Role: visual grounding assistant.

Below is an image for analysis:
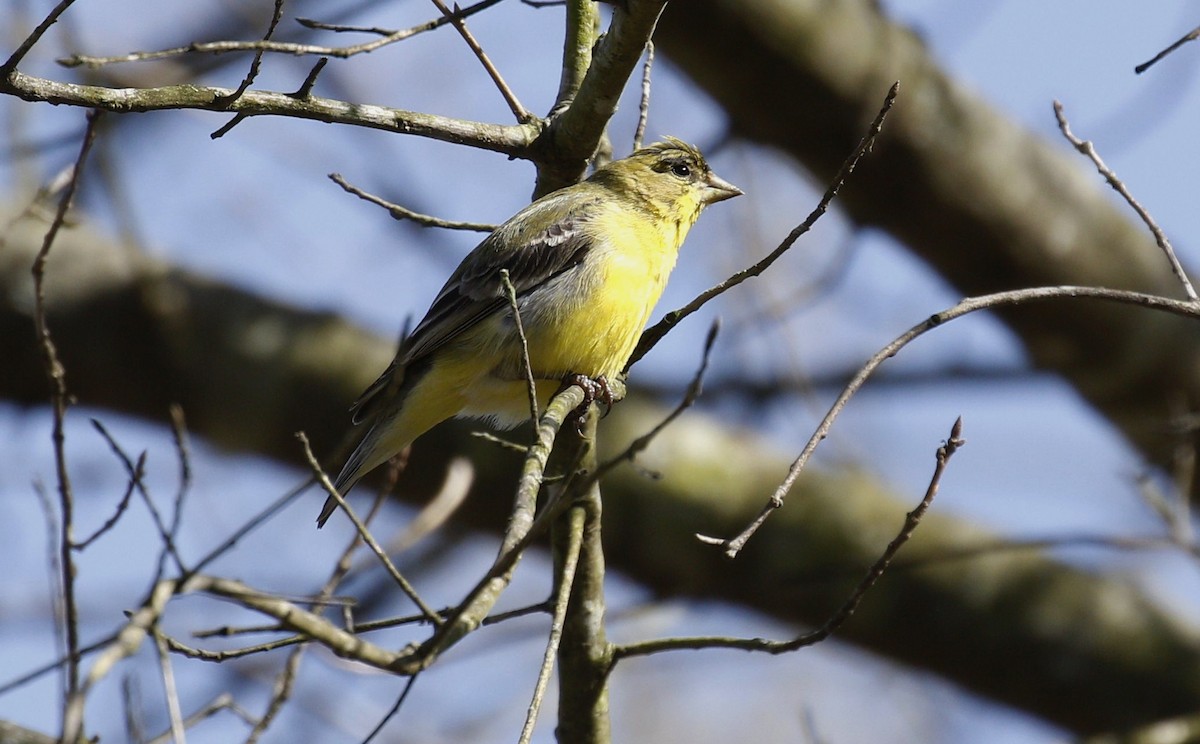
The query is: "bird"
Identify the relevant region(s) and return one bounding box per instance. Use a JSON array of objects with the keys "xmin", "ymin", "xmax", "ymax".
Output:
[{"xmin": 317, "ymin": 137, "xmax": 742, "ymax": 527}]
